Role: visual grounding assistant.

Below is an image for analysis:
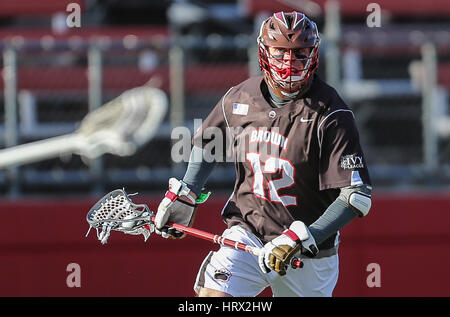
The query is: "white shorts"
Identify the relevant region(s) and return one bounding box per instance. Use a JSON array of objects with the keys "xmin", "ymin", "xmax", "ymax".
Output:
[{"xmin": 194, "ymin": 225, "xmax": 339, "ymax": 297}]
